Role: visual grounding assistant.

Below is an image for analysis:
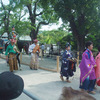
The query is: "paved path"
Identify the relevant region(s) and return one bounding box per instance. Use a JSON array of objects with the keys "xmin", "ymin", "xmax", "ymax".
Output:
[
  {"xmin": 21, "ymin": 54, "xmax": 61, "ymax": 70},
  {"xmin": 0, "ymin": 58, "xmax": 100, "ymax": 100}
]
